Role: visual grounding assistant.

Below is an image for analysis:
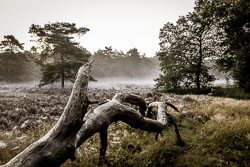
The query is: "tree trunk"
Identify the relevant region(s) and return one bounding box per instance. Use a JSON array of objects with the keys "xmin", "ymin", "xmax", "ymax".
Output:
[
  {"xmin": 10, "ymin": 43, "xmax": 14, "ymax": 54},
  {"xmin": 1, "ymin": 62, "xmax": 92, "ymax": 167},
  {"xmin": 1, "ymin": 62, "xmax": 184, "ymax": 167},
  {"xmin": 196, "ymin": 72, "xmax": 200, "ymax": 90},
  {"xmin": 196, "ymin": 36, "xmax": 203, "ymax": 90},
  {"xmin": 61, "ymin": 72, "xmax": 65, "ymax": 89},
  {"xmin": 61, "ymin": 55, "xmax": 65, "ymax": 89}
]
